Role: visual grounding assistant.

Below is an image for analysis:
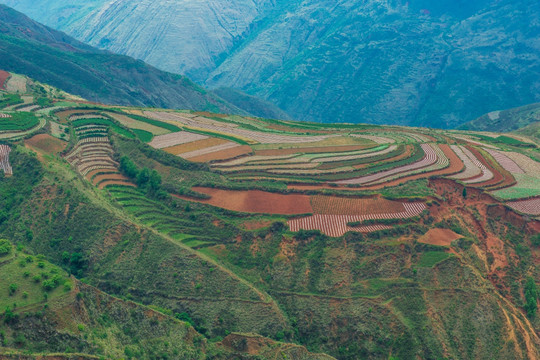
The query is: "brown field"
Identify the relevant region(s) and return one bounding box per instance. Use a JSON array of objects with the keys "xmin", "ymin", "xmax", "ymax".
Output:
[
  {"xmin": 255, "ymin": 145, "xmax": 371, "ymax": 157},
  {"xmin": 190, "ymin": 145, "xmax": 253, "ymax": 163},
  {"xmin": 162, "ymin": 137, "xmax": 228, "ymax": 155},
  {"xmin": 55, "ymin": 109, "xmax": 101, "ymax": 123},
  {"xmin": 311, "ymin": 195, "xmax": 406, "ymax": 215},
  {"xmin": 418, "ymin": 228, "xmax": 462, "ymax": 246},
  {"xmin": 177, "ymin": 187, "xmax": 313, "ymax": 215},
  {"xmin": 24, "ymin": 134, "xmax": 66, "ymax": 154},
  {"xmin": 0, "ymin": 70, "xmax": 9, "ymax": 90}
]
